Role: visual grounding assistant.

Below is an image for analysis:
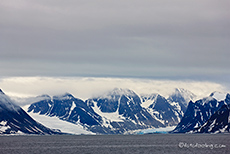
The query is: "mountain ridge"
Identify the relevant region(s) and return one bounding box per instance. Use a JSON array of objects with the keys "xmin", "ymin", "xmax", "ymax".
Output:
[
  {"xmin": 172, "ymin": 92, "xmax": 230, "ymax": 133},
  {"xmin": 26, "ymin": 88, "xmax": 195, "ymax": 134}
]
